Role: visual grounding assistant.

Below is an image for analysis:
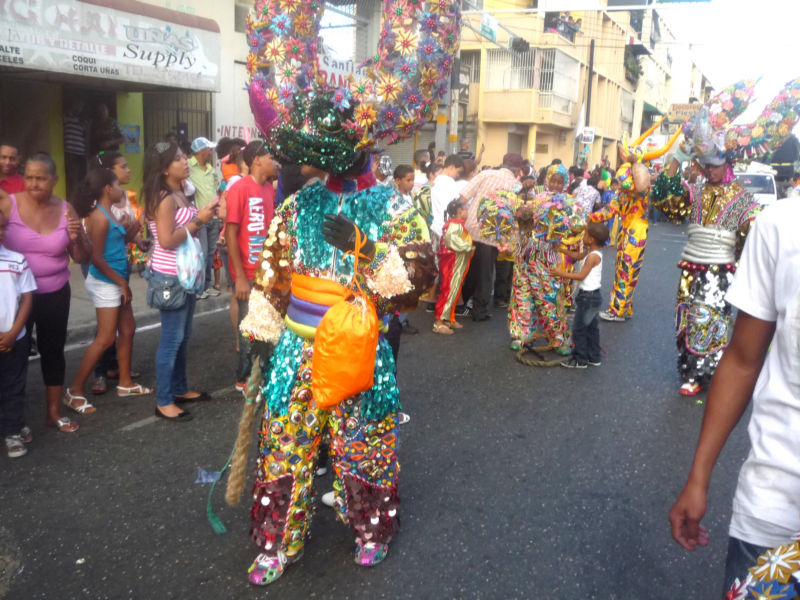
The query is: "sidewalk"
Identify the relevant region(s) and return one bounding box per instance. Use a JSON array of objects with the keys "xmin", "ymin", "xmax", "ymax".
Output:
[{"xmin": 65, "ymin": 263, "xmax": 232, "ymax": 346}]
